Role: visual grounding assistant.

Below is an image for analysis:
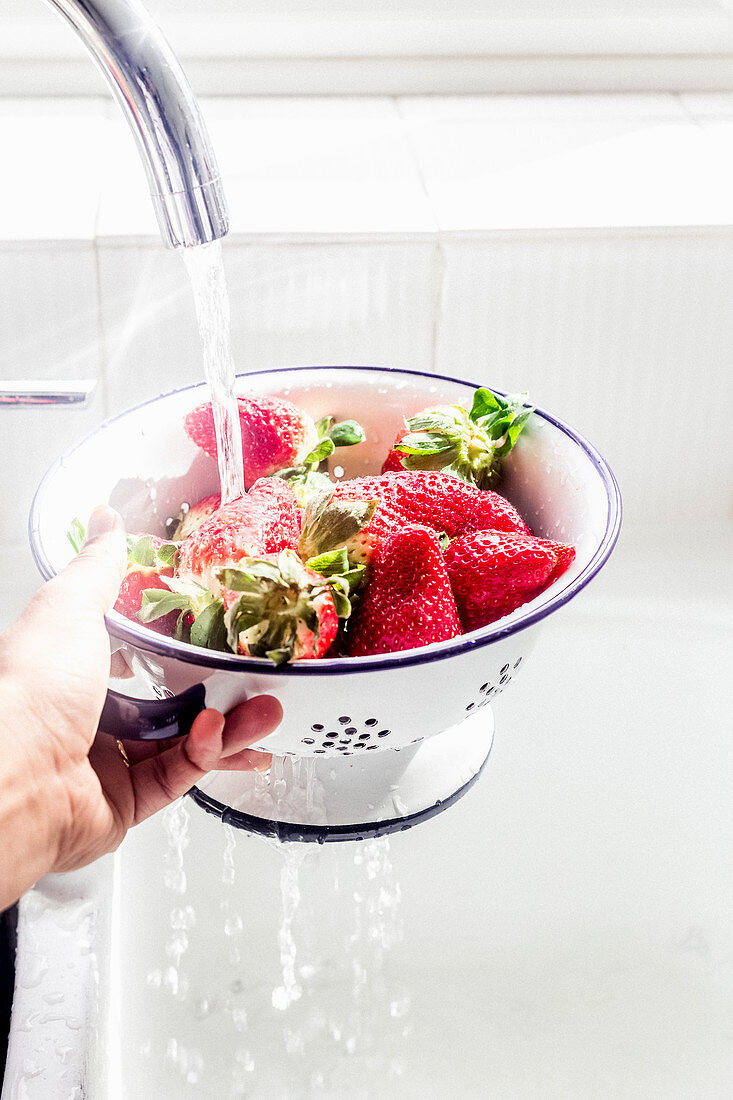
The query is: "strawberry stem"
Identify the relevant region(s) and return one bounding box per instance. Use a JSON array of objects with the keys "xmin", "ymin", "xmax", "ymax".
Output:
[{"xmin": 394, "ymin": 388, "xmax": 534, "ymax": 489}]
